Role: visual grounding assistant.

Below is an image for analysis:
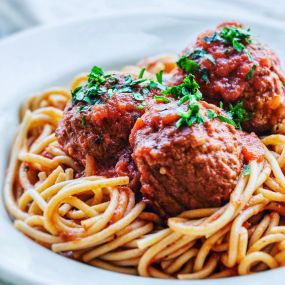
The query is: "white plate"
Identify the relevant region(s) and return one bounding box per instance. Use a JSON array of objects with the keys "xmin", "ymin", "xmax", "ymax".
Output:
[{"xmin": 0, "ymin": 10, "xmax": 285, "ymax": 285}]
